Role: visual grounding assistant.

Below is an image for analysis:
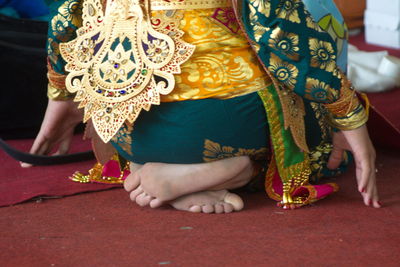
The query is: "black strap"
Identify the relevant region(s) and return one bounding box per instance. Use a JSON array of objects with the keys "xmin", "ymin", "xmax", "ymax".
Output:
[{"xmin": 0, "ymin": 138, "xmax": 94, "ymax": 165}]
